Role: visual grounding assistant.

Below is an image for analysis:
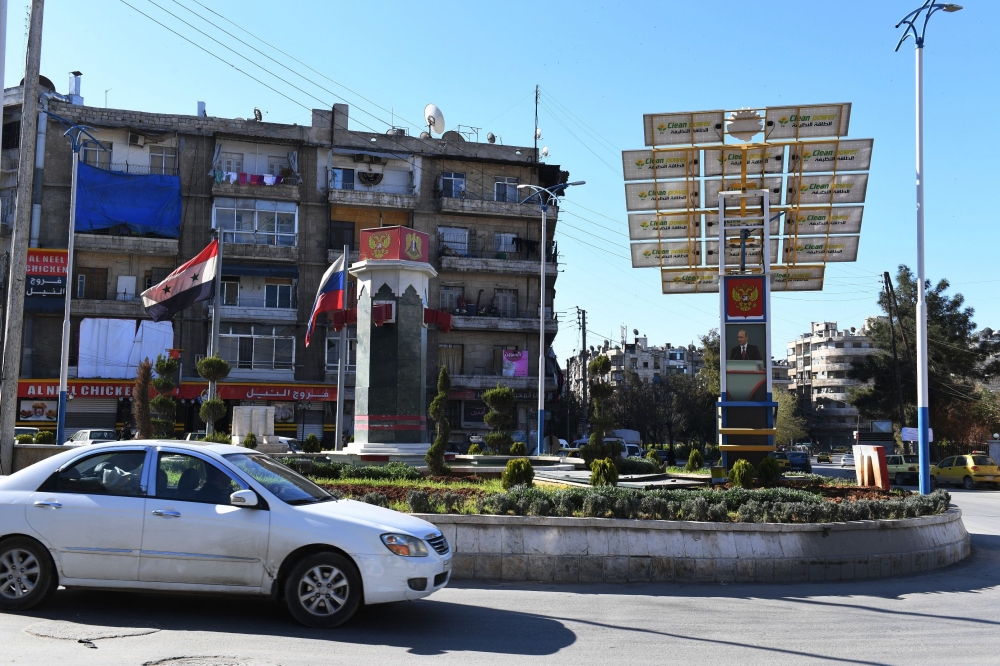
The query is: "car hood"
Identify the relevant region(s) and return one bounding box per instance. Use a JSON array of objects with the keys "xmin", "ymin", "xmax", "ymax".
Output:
[{"xmin": 295, "ymin": 498, "xmax": 440, "ymax": 537}]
